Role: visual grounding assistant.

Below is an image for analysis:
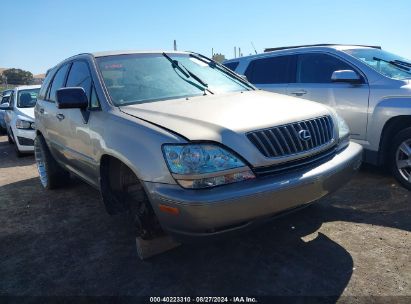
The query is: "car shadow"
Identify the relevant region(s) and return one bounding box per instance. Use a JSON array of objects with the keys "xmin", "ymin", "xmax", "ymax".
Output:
[
  {"xmin": 1, "ymin": 167, "xmax": 409, "ymax": 297},
  {"xmin": 0, "ymin": 139, "xmax": 35, "ymax": 169}
]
